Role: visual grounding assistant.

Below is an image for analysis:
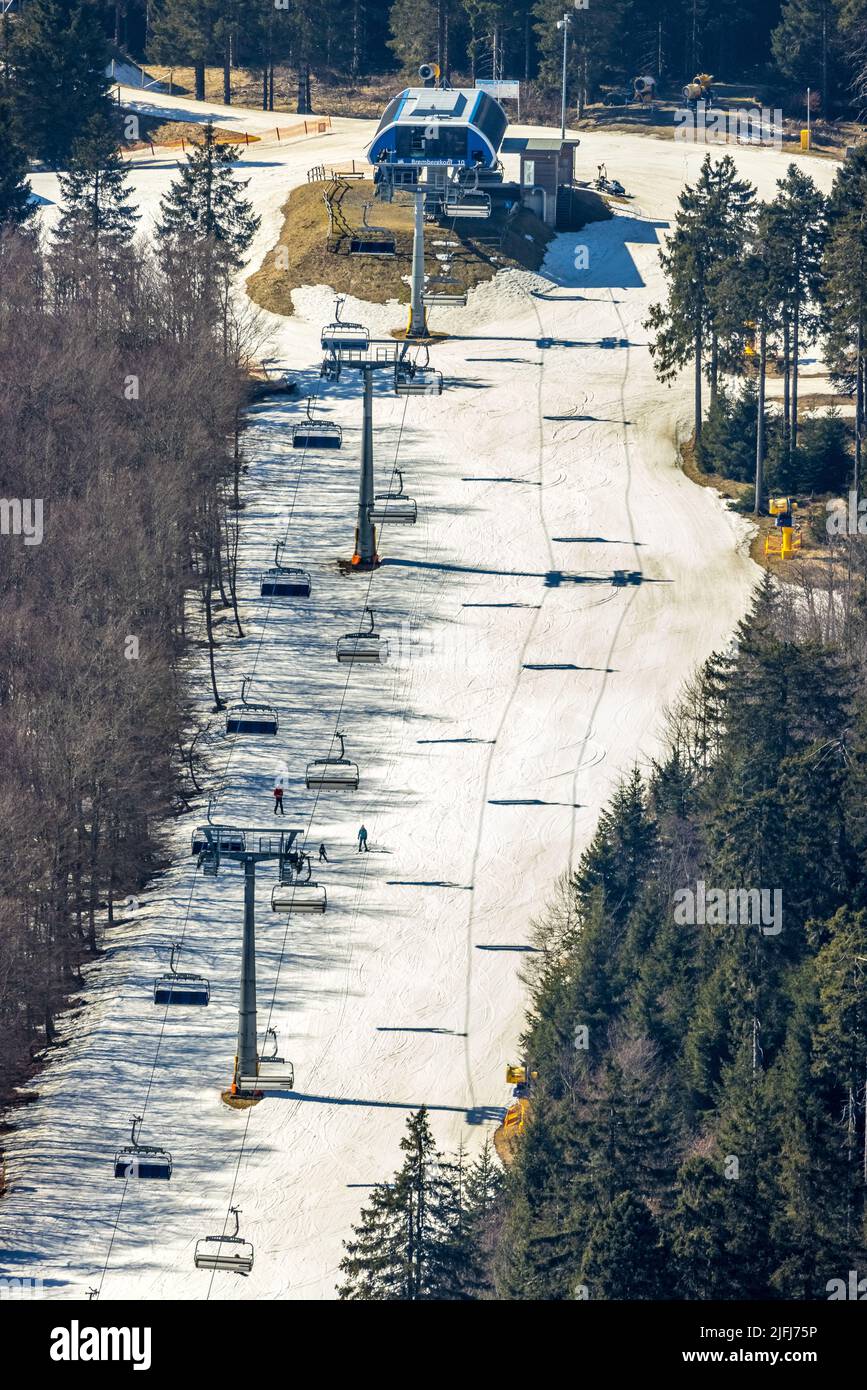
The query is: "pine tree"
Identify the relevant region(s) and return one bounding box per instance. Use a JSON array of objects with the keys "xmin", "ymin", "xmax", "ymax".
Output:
[
  {"xmin": 772, "ymin": 0, "xmax": 843, "ymax": 115},
  {"xmin": 0, "ymin": 98, "xmax": 34, "ymax": 228},
  {"xmin": 579, "ymin": 1191, "xmax": 670, "ymax": 1299},
  {"xmin": 54, "ymin": 115, "xmax": 139, "ymax": 247},
  {"xmin": 338, "ymin": 1108, "xmax": 472, "ymax": 1300},
  {"xmin": 646, "ymin": 155, "xmax": 756, "ymax": 443},
  {"xmin": 669, "ymin": 1155, "xmax": 739, "ymax": 1299},
  {"xmin": 11, "ymin": 0, "xmax": 112, "ymax": 168},
  {"xmin": 821, "ymin": 147, "xmax": 867, "ymax": 493},
  {"xmin": 149, "ymin": 0, "xmax": 221, "ymax": 102},
  {"xmin": 157, "ymin": 123, "xmax": 260, "ymax": 269}
]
